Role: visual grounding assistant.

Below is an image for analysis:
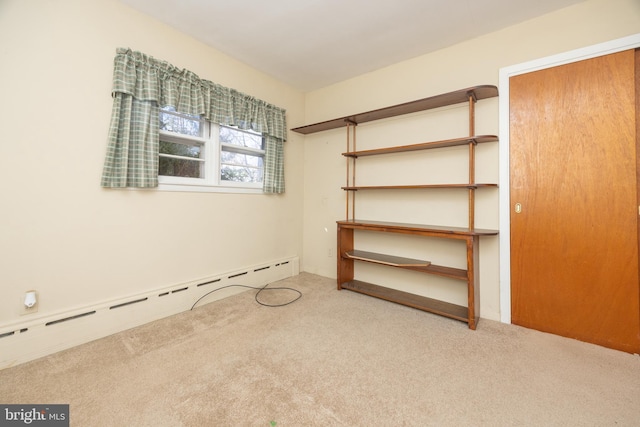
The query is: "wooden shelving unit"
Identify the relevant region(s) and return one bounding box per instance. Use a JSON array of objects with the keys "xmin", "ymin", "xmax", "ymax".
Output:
[{"xmin": 292, "ymin": 86, "xmax": 499, "ymax": 329}]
